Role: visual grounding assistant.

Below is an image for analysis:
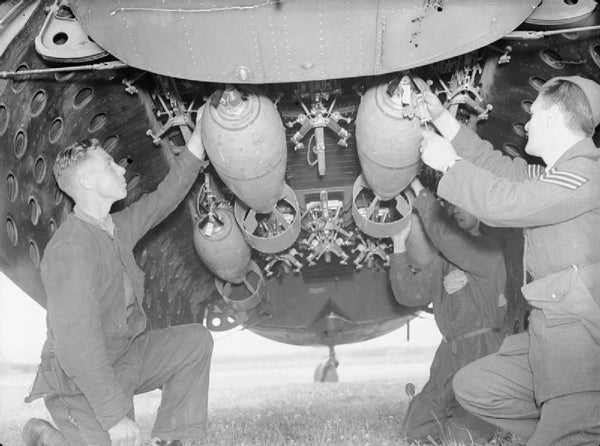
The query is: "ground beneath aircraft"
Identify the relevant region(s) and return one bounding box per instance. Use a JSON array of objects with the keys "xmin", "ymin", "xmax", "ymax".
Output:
[{"xmin": 1, "ymin": 342, "xmax": 522, "ymax": 445}]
